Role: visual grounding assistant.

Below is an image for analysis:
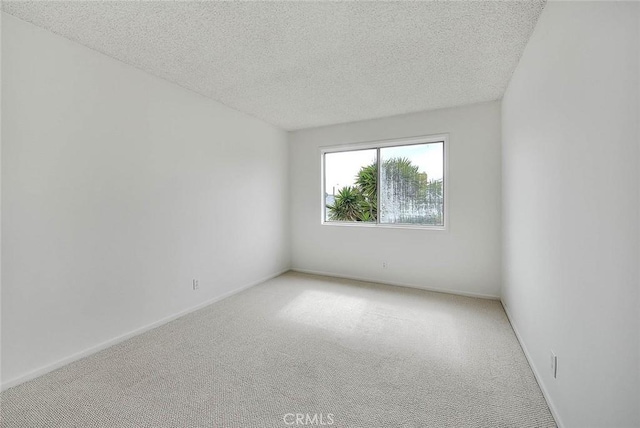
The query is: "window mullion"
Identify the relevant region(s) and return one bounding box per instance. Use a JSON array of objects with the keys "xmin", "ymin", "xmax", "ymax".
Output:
[{"xmin": 376, "ymin": 147, "xmax": 381, "ymax": 225}]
